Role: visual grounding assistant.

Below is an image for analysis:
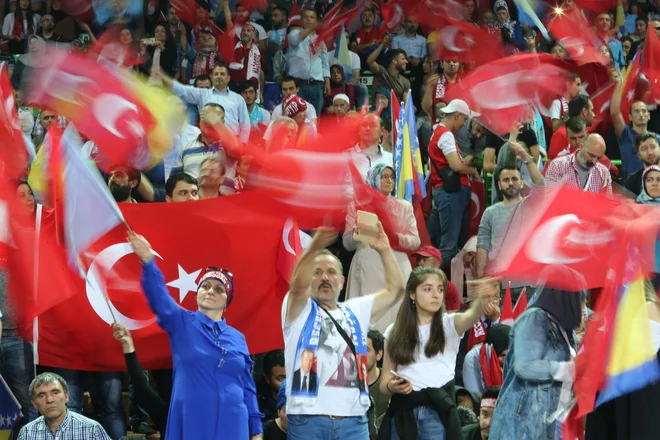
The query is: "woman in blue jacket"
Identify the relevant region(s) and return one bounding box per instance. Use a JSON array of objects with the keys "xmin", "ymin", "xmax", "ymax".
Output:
[
  {"xmin": 489, "ymin": 286, "xmax": 583, "ymax": 440},
  {"xmin": 128, "ymin": 232, "xmax": 263, "ymax": 440}
]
